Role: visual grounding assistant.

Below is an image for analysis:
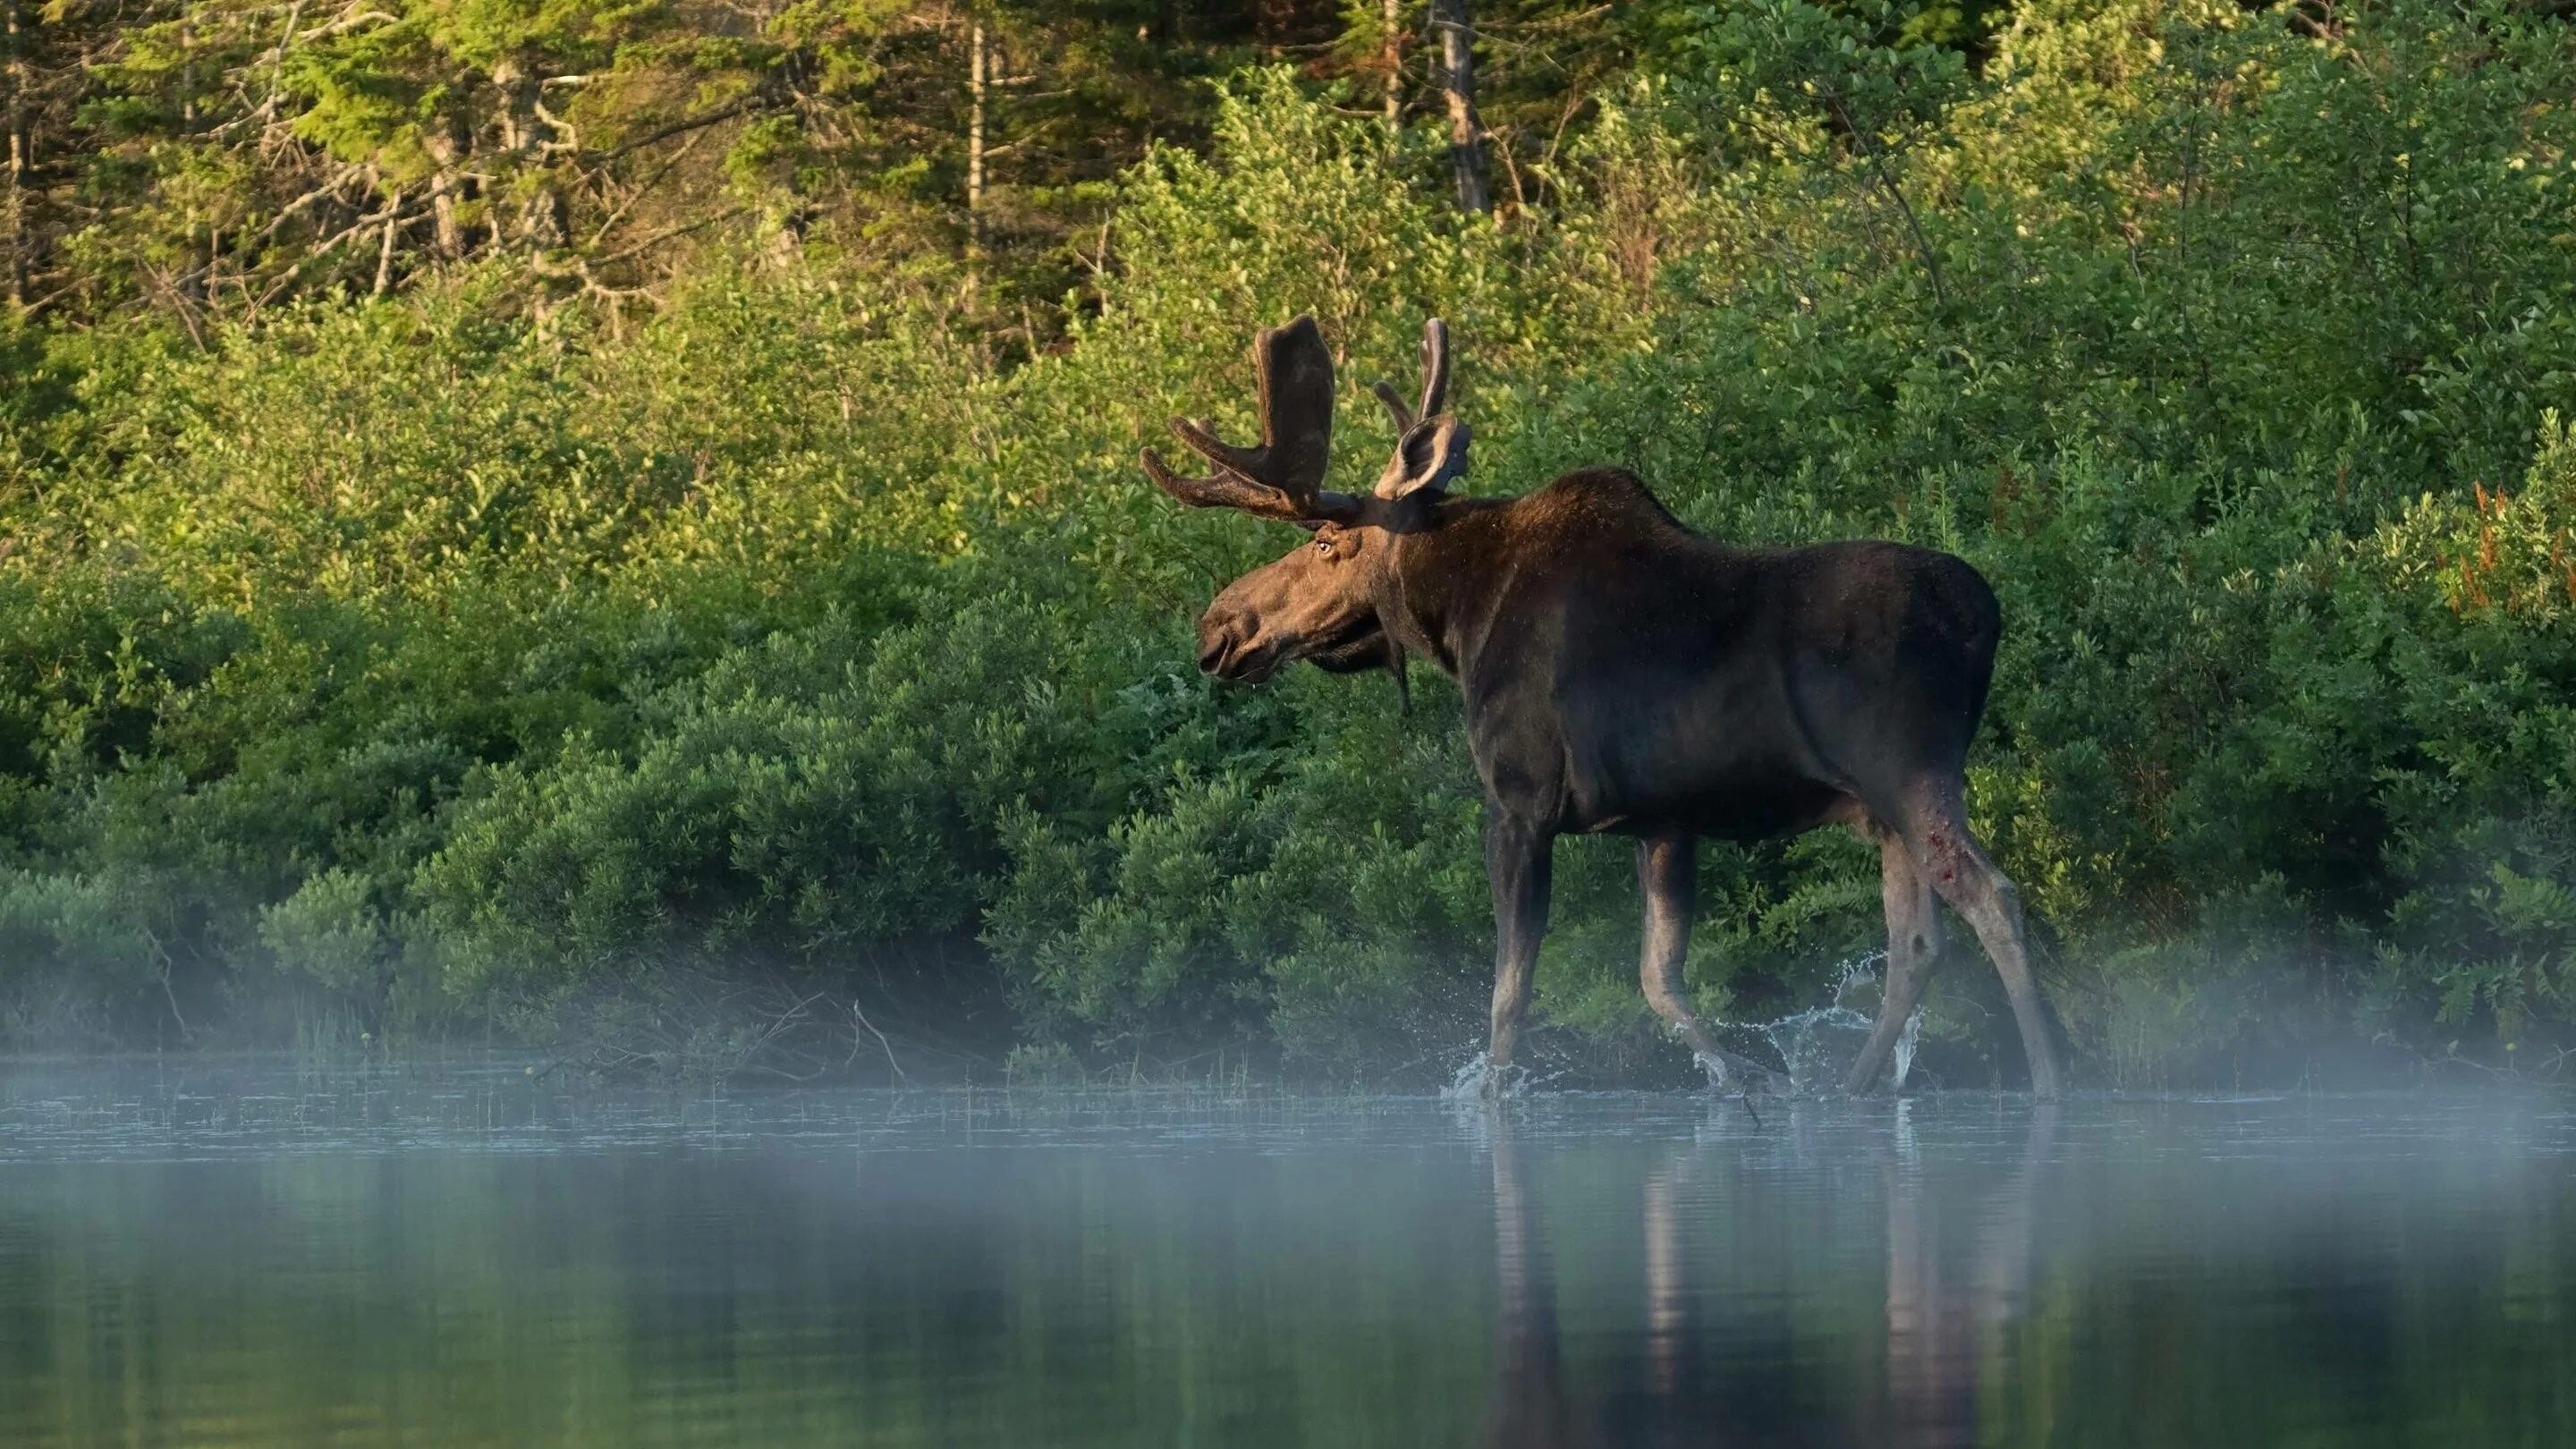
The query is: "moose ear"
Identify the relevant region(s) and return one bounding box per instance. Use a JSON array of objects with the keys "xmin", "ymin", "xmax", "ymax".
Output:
[{"xmin": 1384, "ymin": 416, "xmax": 1470, "ymax": 501}]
